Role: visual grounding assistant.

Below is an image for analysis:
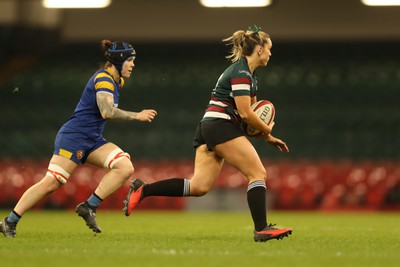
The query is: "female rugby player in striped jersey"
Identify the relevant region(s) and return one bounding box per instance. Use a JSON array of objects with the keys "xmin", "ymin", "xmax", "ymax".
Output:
[
  {"xmin": 0, "ymin": 40, "xmax": 157, "ymax": 237},
  {"xmin": 123, "ymin": 26, "xmax": 292, "ymax": 242}
]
